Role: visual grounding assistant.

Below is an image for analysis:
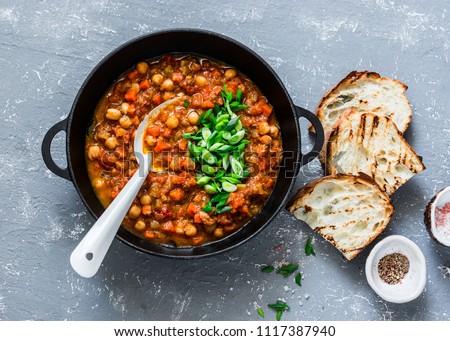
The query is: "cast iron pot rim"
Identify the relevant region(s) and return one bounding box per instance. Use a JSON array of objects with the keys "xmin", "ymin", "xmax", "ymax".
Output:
[{"xmin": 66, "ymin": 28, "xmax": 302, "ymax": 259}]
